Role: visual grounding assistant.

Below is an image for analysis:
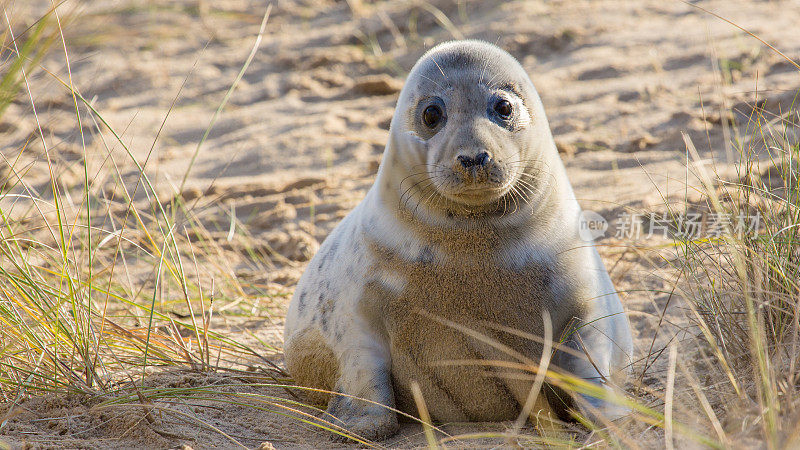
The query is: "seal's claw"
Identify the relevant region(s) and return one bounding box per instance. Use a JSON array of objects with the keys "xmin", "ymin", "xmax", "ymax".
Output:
[{"xmin": 325, "ymin": 405, "xmax": 399, "ymax": 442}]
